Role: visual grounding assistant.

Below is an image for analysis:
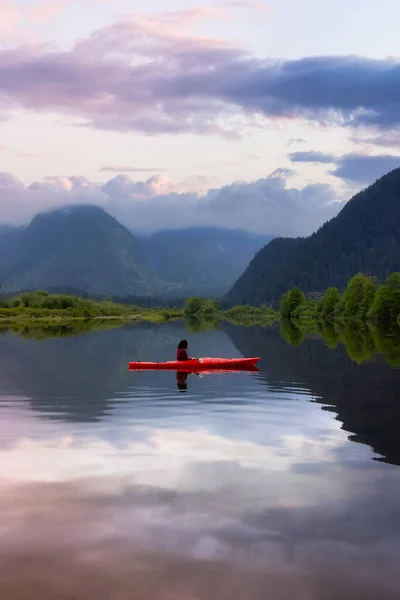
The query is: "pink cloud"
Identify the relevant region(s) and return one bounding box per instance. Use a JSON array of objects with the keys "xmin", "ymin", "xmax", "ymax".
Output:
[
  {"xmin": 28, "ymin": 0, "xmax": 64, "ymax": 23},
  {"xmin": 0, "ymin": 0, "xmax": 23, "ymax": 39},
  {"xmin": 0, "ymin": 17, "xmax": 399, "ymax": 136},
  {"xmin": 0, "ymin": 0, "xmax": 64, "ymax": 41},
  {"xmin": 0, "ymin": 16, "xmax": 246, "ymax": 136},
  {"xmin": 157, "ymin": 7, "xmax": 228, "ymax": 27}
]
